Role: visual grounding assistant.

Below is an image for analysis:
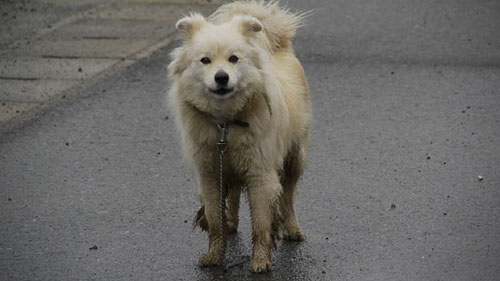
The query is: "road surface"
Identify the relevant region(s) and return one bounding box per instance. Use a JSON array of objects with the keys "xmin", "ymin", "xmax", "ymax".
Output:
[{"xmin": 1, "ymin": 0, "xmax": 499, "ymax": 280}]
